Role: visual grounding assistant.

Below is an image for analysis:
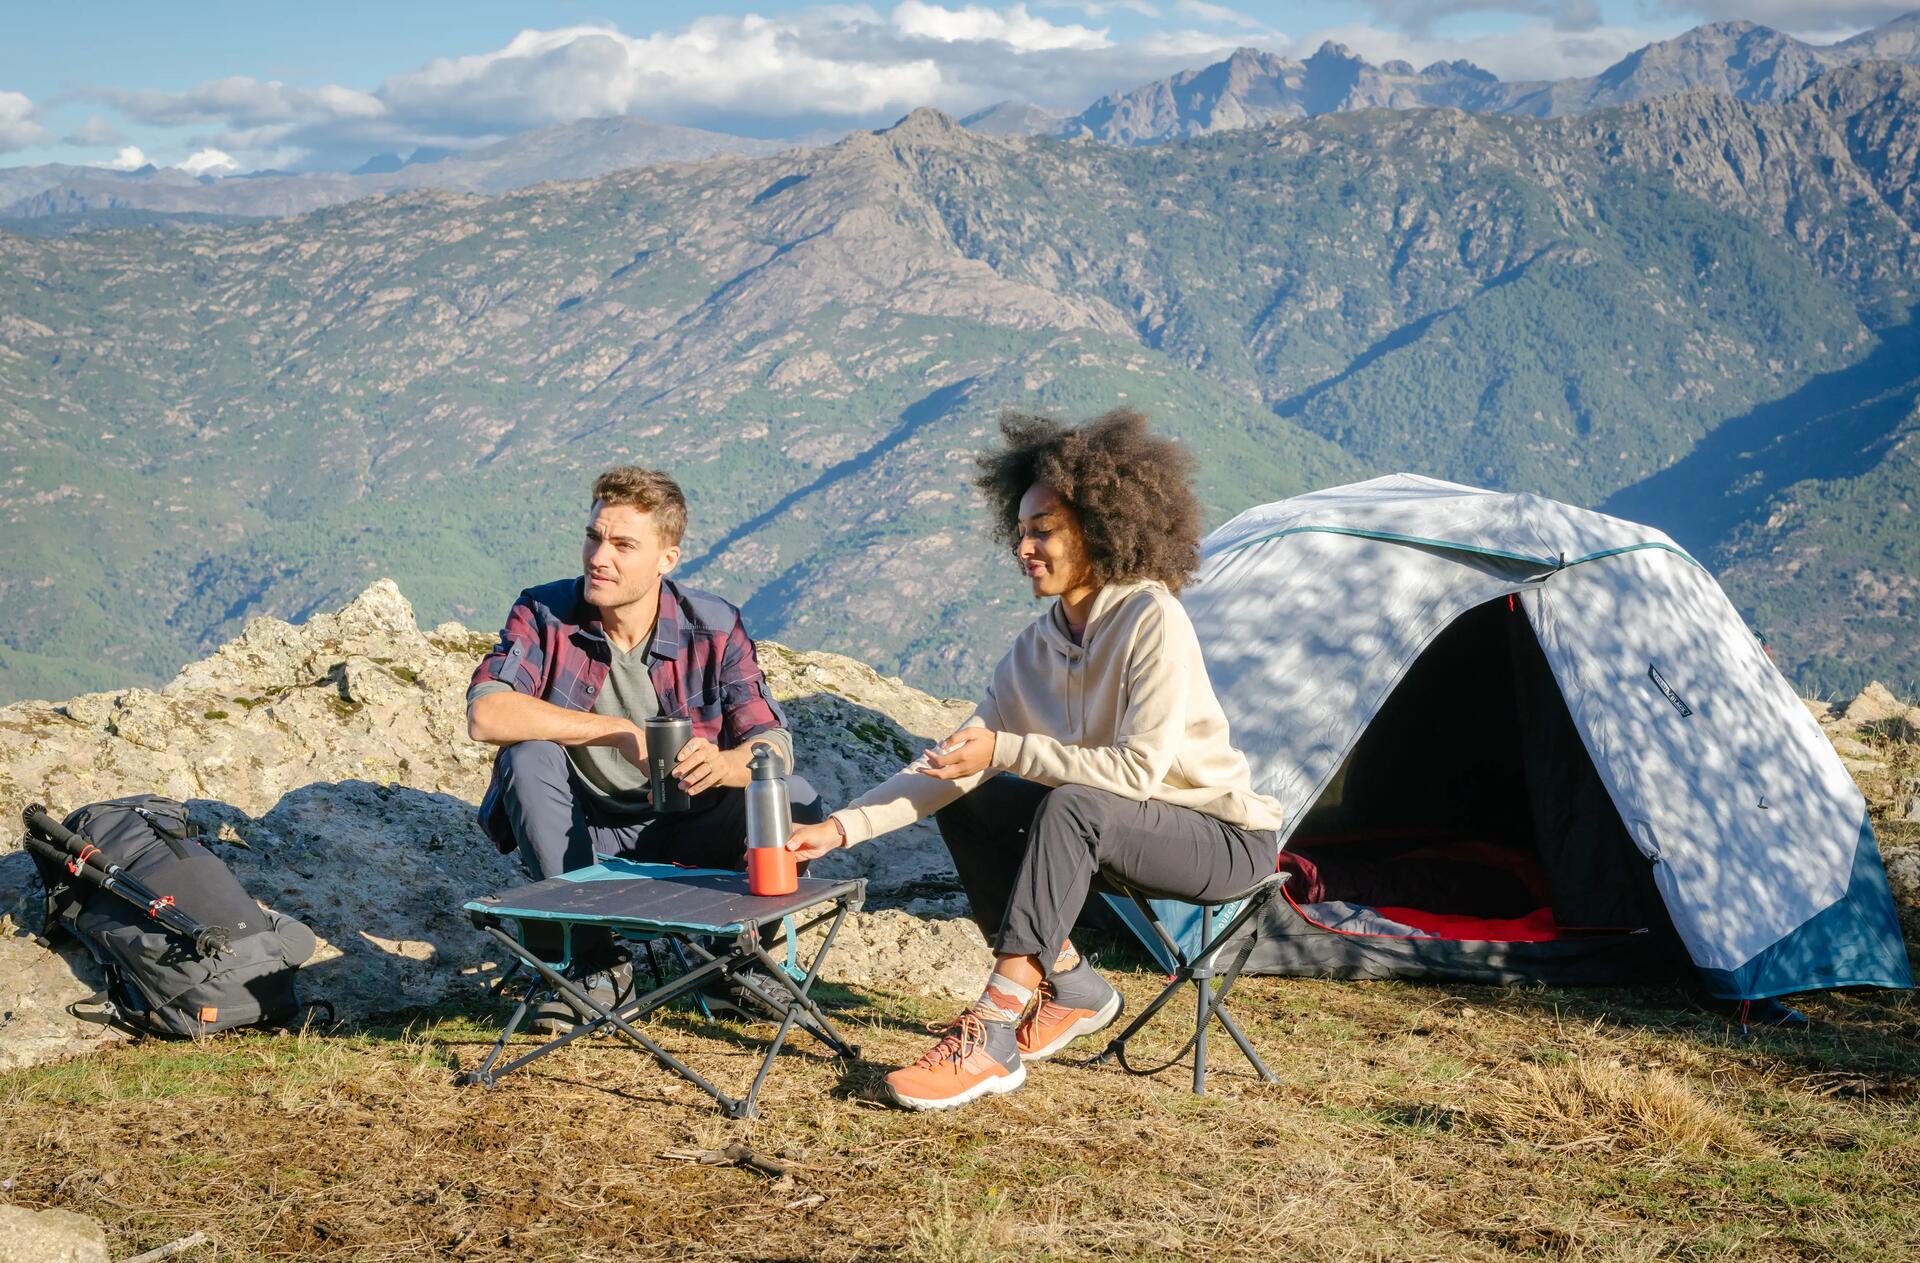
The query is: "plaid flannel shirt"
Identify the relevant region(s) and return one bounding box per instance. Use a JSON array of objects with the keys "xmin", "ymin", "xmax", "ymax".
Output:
[{"xmin": 469, "ymin": 575, "xmax": 786, "ymax": 852}]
